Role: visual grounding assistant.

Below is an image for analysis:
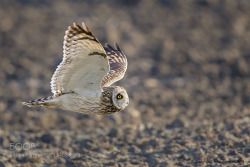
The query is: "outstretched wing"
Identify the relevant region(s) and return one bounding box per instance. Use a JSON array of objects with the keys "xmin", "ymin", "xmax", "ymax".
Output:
[
  {"xmin": 101, "ymin": 43, "xmax": 127, "ymax": 87},
  {"xmin": 50, "ymin": 23, "xmax": 109, "ymax": 97}
]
